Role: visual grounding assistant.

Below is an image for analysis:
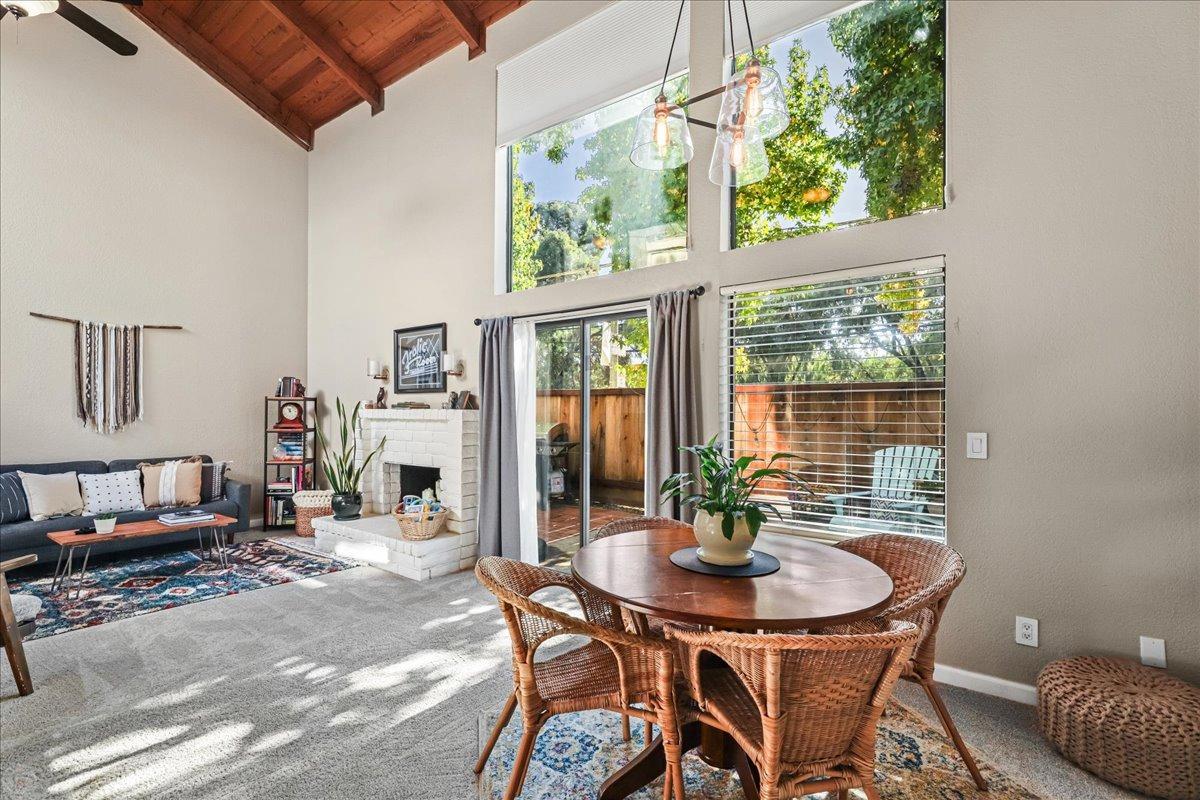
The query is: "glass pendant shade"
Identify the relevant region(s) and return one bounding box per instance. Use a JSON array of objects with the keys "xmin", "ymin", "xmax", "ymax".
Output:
[
  {"xmin": 630, "ymin": 95, "xmax": 694, "ymax": 169},
  {"xmin": 708, "ymin": 124, "xmax": 768, "ymax": 187},
  {"xmin": 721, "ymin": 60, "xmax": 790, "ymax": 141},
  {"xmin": 9, "ymin": 0, "xmax": 59, "ymax": 16}
]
